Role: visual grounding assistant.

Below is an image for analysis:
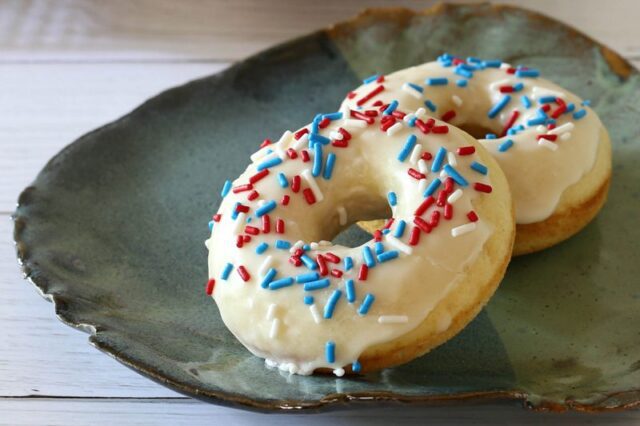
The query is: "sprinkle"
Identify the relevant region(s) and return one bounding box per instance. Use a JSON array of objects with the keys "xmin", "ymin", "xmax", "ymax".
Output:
[
  {"xmin": 377, "ymin": 250, "xmax": 399, "ymax": 263},
  {"xmin": 358, "ymin": 264, "xmax": 368, "ymax": 281},
  {"xmin": 386, "ymin": 191, "xmax": 398, "ymax": 207},
  {"xmin": 393, "ymin": 220, "xmax": 406, "ymax": 238},
  {"xmin": 573, "ymin": 109, "xmax": 587, "ymax": 120},
  {"xmin": 257, "ymin": 156, "xmax": 283, "ymax": 171},
  {"xmin": 498, "ymin": 139, "xmax": 514, "ymax": 152},
  {"xmin": 408, "ymin": 226, "xmax": 421, "ymax": 245},
  {"xmin": 443, "ymin": 164, "xmax": 469, "ymax": 186},
  {"xmin": 323, "ymin": 153, "xmax": 336, "ymax": 180},
  {"xmin": 303, "ymin": 278, "xmax": 330, "ymax": 291},
  {"xmin": 397, "ymin": 134, "xmax": 417, "ymax": 162},
  {"xmin": 402, "ymin": 82, "xmax": 424, "ymax": 98},
  {"xmin": 386, "ymin": 122, "xmax": 403, "ymax": 136},
  {"xmin": 521, "ymin": 95, "xmax": 532, "ymax": 108},
  {"xmin": 301, "ymin": 169, "xmax": 324, "ymax": 202},
  {"xmin": 374, "ymin": 241, "xmax": 384, "ymax": 255},
  {"xmin": 269, "ymin": 277, "xmax": 294, "ymax": 290},
  {"xmin": 344, "ymin": 256, "xmax": 353, "ymax": 271},
  {"xmin": 363, "ymin": 74, "xmax": 379, "ymax": 84},
  {"xmin": 447, "ymin": 152, "xmax": 457, "ymax": 167},
  {"xmin": 312, "ymin": 143, "xmax": 323, "ymax": 177},
  {"xmin": 515, "ymin": 68, "xmax": 540, "ymax": 78},
  {"xmin": 300, "ymin": 254, "xmax": 318, "ymax": 270},
  {"xmin": 221, "ymin": 180, "xmax": 232, "ymax": 197},
  {"xmin": 467, "ymin": 211, "xmax": 479, "ymax": 222},
  {"xmin": 352, "ymin": 360, "xmax": 361, "ymax": 373},
  {"xmin": 256, "ymin": 242, "xmax": 269, "ymax": 254},
  {"xmin": 266, "ymin": 303, "xmax": 278, "ymax": 320},
  {"xmin": 258, "ymin": 255, "xmax": 274, "ymax": 277},
  {"xmin": 409, "ymin": 144, "xmax": 423, "ymax": 164},
  {"xmin": 205, "ymin": 279, "xmax": 215, "ymax": 295},
  {"xmin": 237, "ymin": 265, "xmax": 250, "ymax": 282},
  {"xmin": 324, "ymin": 289, "xmax": 342, "ymax": 319},
  {"xmin": 358, "ymin": 293, "xmax": 375, "ymax": 315},
  {"xmin": 304, "ymin": 296, "xmax": 314, "ymax": 305},
  {"xmin": 362, "ymin": 246, "xmax": 376, "ymax": 268},
  {"xmin": 424, "ymin": 99, "xmax": 437, "ymax": 112},
  {"xmin": 296, "ymin": 272, "xmax": 320, "ymax": 283},
  {"xmin": 447, "ymin": 189, "xmax": 463, "ymax": 204},
  {"xmin": 259, "ymin": 268, "xmax": 277, "ymax": 288},
  {"xmin": 378, "ymin": 315, "xmax": 409, "ymax": 324},
  {"xmin": 383, "ymin": 100, "xmax": 399, "ymax": 115},
  {"xmin": 538, "ymin": 139, "xmax": 558, "ymax": 151},
  {"xmin": 408, "ymin": 168, "xmax": 426, "ymax": 180},
  {"xmin": 473, "ymin": 182, "xmax": 493, "ymax": 193},
  {"xmin": 356, "ymin": 84, "xmax": 384, "ymax": 106},
  {"xmin": 414, "ymin": 195, "xmax": 435, "ymax": 217},
  {"xmin": 221, "ymin": 263, "xmax": 233, "ymax": 280},
  {"xmin": 269, "ymin": 318, "xmax": 280, "ymax": 339},
  {"xmin": 261, "ymin": 215, "xmax": 271, "ymax": 233},
  {"xmin": 456, "ymin": 79, "xmax": 468, "ymax": 87},
  {"xmin": 470, "ymin": 161, "xmax": 488, "ymax": 175},
  {"xmin": 456, "ymin": 146, "xmax": 475, "ymax": 155},
  {"xmin": 231, "ymin": 212, "xmax": 246, "ymax": 235},
  {"xmin": 255, "ymin": 200, "xmax": 276, "ymax": 217},
  {"xmin": 277, "ymin": 173, "xmax": 288, "ymax": 188},
  {"xmin": 426, "ymin": 77, "xmax": 448, "ymax": 86},
  {"xmin": 424, "ymin": 178, "xmax": 441, "ymax": 197},
  {"xmin": 548, "ymin": 122, "xmax": 575, "ymax": 135},
  {"xmin": 452, "ymin": 222, "xmax": 477, "ymax": 237},
  {"xmin": 275, "ymin": 240, "xmax": 291, "ymax": 250},
  {"xmin": 325, "ymin": 341, "xmax": 336, "ymax": 363},
  {"xmin": 345, "ymin": 279, "xmax": 356, "ymax": 303},
  {"xmin": 441, "ymin": 110, "xmax": 456, "ymax": 122},
  {"xmin": 488, "ymin": 95, "xmax": 511, "ymax": 118},
  {"xmin": 385, "ymin": 234, "xmax": 412, "ymax": 255},
  {"xmin": 452, "ymin": 95, "xmax": 463, "ymax": 107},
  {"xmin": 208, "ymin": 221, "xmax": 214, "ymax": 232},
  {"xmin": 431, "ymin": 147, "xmax": 447, "ymax": 172}
]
